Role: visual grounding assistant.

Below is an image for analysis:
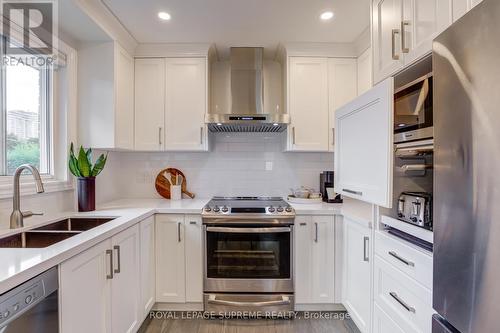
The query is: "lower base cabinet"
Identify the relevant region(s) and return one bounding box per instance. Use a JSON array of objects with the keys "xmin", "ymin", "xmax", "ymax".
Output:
[
  {"xmin": 60, "ymin": 224, "xmax": 141, "ymax": 333},
  {"xmin": 342, "ymin": 216, "xmax": 372, "ymax": 333},
  {"xmin": 295, "ymin": 215, "xmax": 335, "ymax": 305},
  {"xmin": 373, "ymin": 303, "xmax": 405, "ymax": 333},
  {"xmin": 140, "ymin": 216, "xmax": 156, "ymax": 317},
  {"xmin": 155, "ymin": 214, "xmax": 203, "ymax": 304}
]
